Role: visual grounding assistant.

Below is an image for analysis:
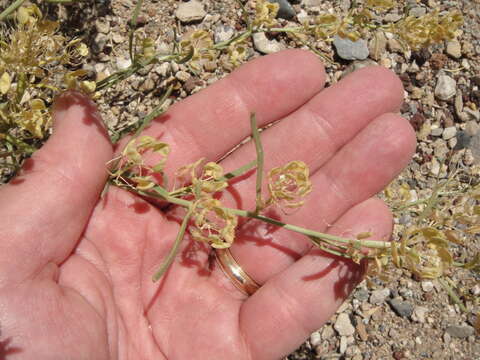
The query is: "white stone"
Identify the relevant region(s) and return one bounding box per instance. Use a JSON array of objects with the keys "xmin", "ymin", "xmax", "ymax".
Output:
[
  {"xmin": 309, "ymin": 331, "xmax": 321, "ymax": 347},
  {"xmin": 340, "ymin": 336, "xmax": 348, "ymax": 354},
  {"xmin": 421, "ymin": 281, "xmax": 434, "ymax": 292},
  {"xmin": 472, "ymin": 284, "xmax": 480, "ymax": 296},
  {"xmin": 435, "ymin": 75, "xmax": 457, "ymax": 101},
  {"xmin": 214, "ymin": 24, "xmax": 235, "ymax": 44},
  {"xmin": 412, "ymin": 306, "xmax": 428, "ymax": 323},
  {"xmin": 116, "ymin": 57, "xmax": 132, "ymax": 71},
  {"xmin": 154, "ymin": 62, "xmax": 170, "ymax": 77},
  {"xmin": 175, "ymin": 70, "xmax": 191, "ymax": 82},
  {"xmin": 252, "ymin": 32, "xmax": 285, "ymax": 54},
  {"xmin": 321, "ymin": 325, "xmax": 335, "ymax": 339},
  {"xmin": 442, "ymin": 126, "xmax": 457, "ymax": 140},
  {"xmin": 334, "ymin": 313, "xmax": 355, "ymax": 336},
  {"xmin": 175, "ymin": 0, "xmax": 206, "ymax": 23},
  {"xmin": 302, "ymin": 0, "xmax": 322, "ymax": 6},
  {"xmin": 446, "ymin": 40, "xmax": 462, "ymax": 59}
]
